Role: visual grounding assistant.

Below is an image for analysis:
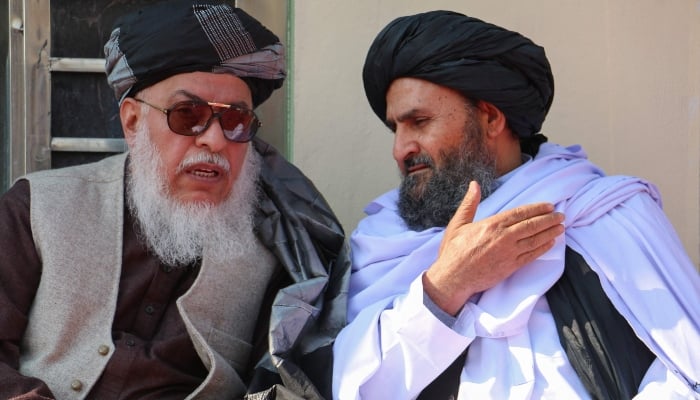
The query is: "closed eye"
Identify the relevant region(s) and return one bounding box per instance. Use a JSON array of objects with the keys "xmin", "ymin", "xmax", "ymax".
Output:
[
  {"xmin": 413, "ymin": 117, "xmax": 430, "ymax": 127},
  {"xmin": 385, "ymin": 109, "xmax": 431, "ymax": 133}
]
